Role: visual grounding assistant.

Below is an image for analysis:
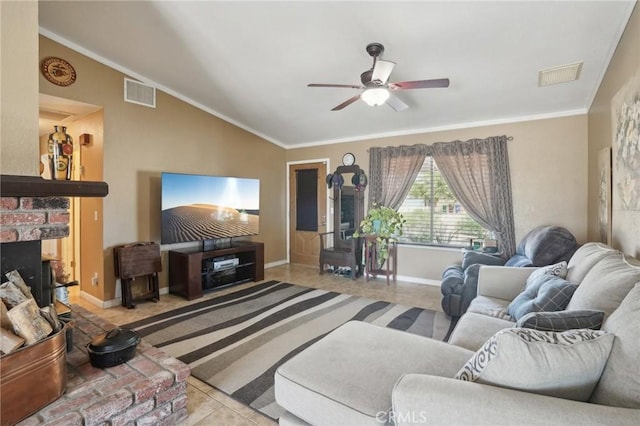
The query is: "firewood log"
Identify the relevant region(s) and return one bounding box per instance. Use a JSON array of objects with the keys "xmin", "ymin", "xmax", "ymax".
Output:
[
  {"xmin": 0, "ymin": 327, "xmax": 25, "ymax": 354},
  {"xmin": 0, "ymin": 300, "xmax": 11, "ymax": 329},
  {"xmin": 40, "ymin": 304, "xmax": 62, "ymax": 332},
  {"xmin": 0, "ymin": 281, "xmax": 28, "ymax": 309},
  {"xmin": 6, "ymin": 299, "xmax": 53, "ymax": 345},
  {"xmin": 5, "ymin": 270, "xmax": 34, "ymax": 299}
]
